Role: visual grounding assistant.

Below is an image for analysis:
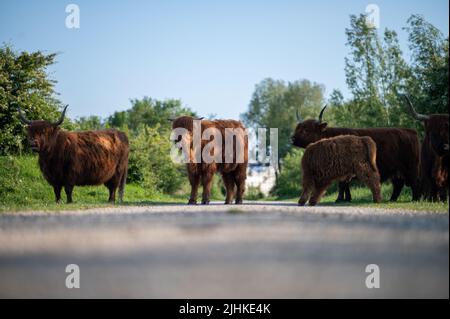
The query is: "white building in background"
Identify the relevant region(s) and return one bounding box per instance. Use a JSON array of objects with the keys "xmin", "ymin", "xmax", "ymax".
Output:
[{"xmin": 246, "ymin": 163, "xmax": 277, "ymax": 196}]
